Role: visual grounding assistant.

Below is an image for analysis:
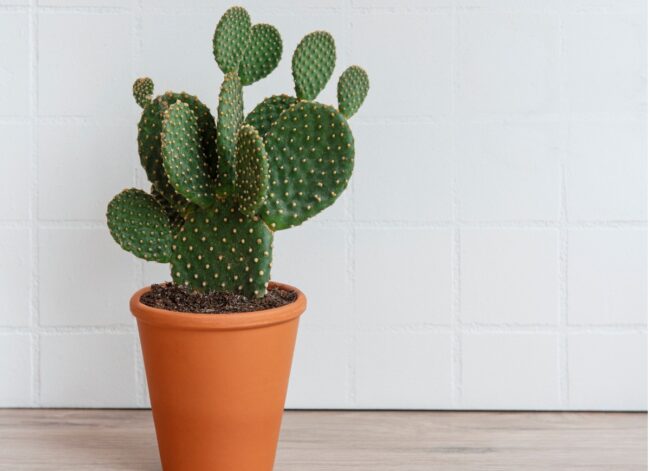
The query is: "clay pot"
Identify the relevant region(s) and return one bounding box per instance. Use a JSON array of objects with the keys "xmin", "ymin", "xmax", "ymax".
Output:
[{"xmin": 130, "ymin": 282, "xmax": 306, "ymax": 471}]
